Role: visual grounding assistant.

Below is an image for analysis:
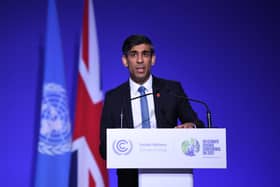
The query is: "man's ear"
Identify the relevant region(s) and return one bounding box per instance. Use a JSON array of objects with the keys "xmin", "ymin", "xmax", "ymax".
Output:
[
  {"xmin": 151, "ymin": 55, "xmax": 156, "ymax": 66},
  {"xmin": 122, "ymin": 55, "xmax": 128, "ymax": 67}
]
